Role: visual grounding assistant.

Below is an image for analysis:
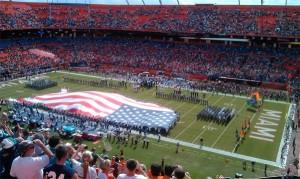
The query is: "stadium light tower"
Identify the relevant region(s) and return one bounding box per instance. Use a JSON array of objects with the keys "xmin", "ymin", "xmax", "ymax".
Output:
[
  {"xmin": 159, "ymin": 0, "xmax": 162, "ymax": 5},
  {"xmin": 126, "ymin": 0, "xmax": 130, "ymax": 5},
  {"xmin": 176, "ymin": 0, "xmax": 180, "ymax": 5},
  {"xmin": 238, "ymin": 0, "xmax": 240, "ymax": 5},
  {"xmin": 141, "ymin": 0, "xmax": 145, "ymax": 5}
]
